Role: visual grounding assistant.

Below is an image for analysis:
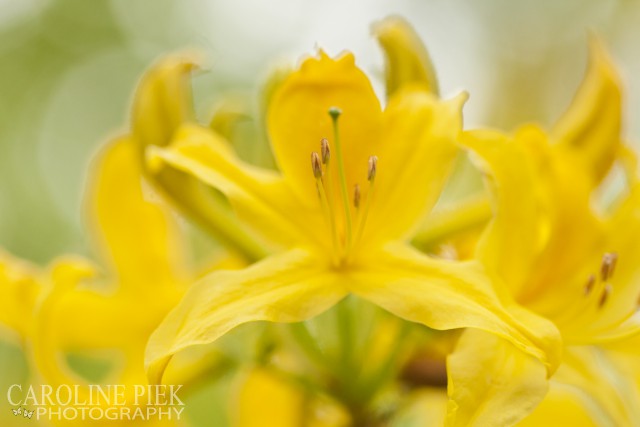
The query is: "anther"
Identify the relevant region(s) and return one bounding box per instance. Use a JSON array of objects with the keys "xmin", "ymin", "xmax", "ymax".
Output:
[
  {"xmin": 368, "ymin": 156, "xmax": 378, "ymax": 181},
  {"xmin": 600, "ymin": 252, "xmax": 618, "ymax": 281},
  {"xmin": 584, "ymin": 274, "xmax": 596, "ymax": 296},
  {"xmin": 354, "ymin": 184, "xmax": 361, "ymax": 208},
  {"xmin": 321, "ymin": 138, "xmax": 331, "ymax": 164},
  {"xmin": 598, "ymin": 283, "xmax": 613, "ymax": 308},
  {"xmin": 311, "ymin": 152, "xmax": 323, "ymax": 179}
]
